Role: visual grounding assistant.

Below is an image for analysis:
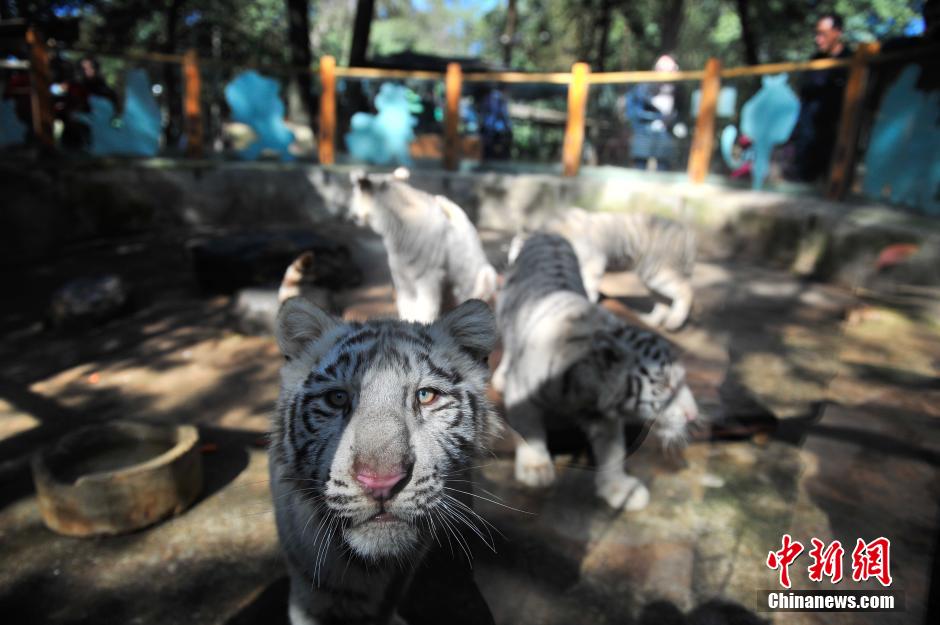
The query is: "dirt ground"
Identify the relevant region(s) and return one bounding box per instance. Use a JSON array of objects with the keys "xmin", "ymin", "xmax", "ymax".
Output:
[{"xmin": 1, "ymin": 224, "xmax": 938, "ymax": 624}]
